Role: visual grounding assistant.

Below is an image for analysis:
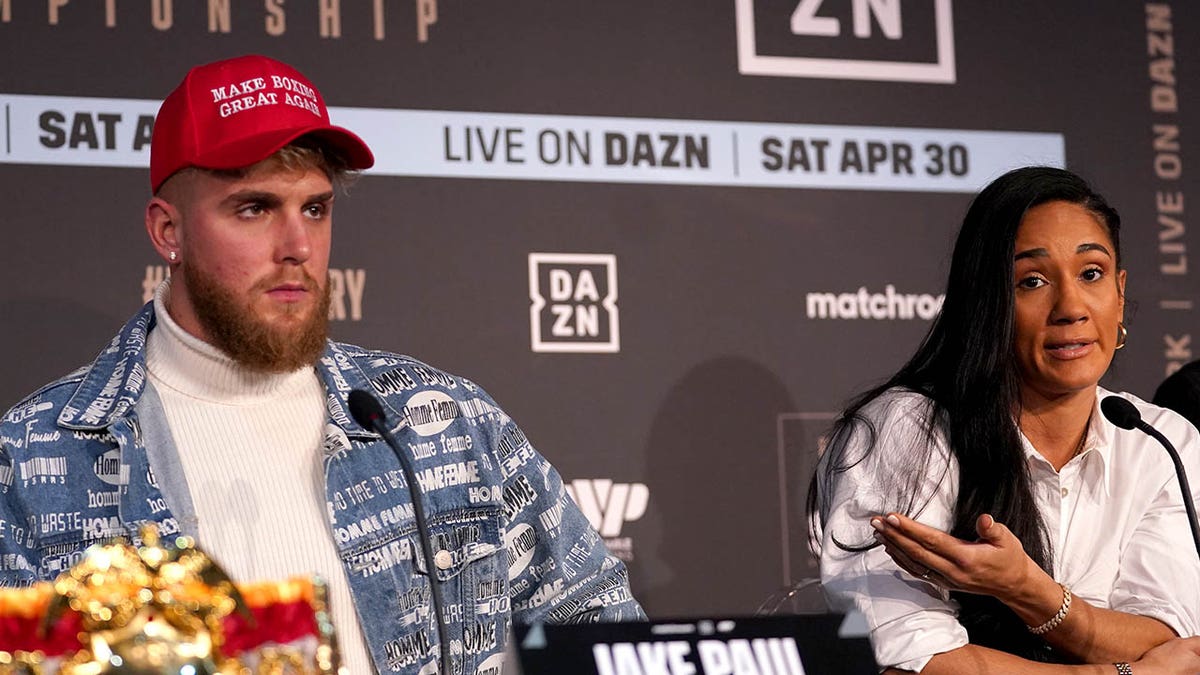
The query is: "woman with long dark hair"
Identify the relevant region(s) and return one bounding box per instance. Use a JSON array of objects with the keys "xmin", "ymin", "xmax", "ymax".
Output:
[{"xmin": 812, "ymin": 167, "xmax": 1200, "ymax": 673}]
